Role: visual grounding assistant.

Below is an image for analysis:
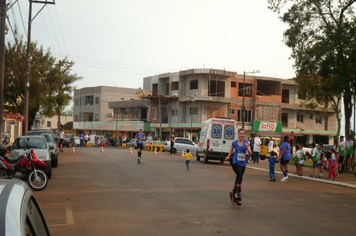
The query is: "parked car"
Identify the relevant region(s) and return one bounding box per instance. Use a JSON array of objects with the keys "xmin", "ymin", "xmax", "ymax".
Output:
[
  {"xmin": 26, "ymin": 130, "xmax": 59, "ymax": 168},
  {"xmin": 10, "ymin": 135, "xmax": 52, "ymax": 179},
  {"xmin": 323, "ymin": 144, "xmax": 334, "ymax": 159},
  {"xmin": 74, "ymin": 136, "xmax": 80, "ymax": 147},
  {"xmin": 164, "ymin": 137, "xmax": 198, "ymax": 154},
  {"xmin": 0, "ymin": 179, "xmax": 52, "ymax": 236},
  {"xmin": 127, "ymin": 139, "xmax": 138, "ymax": 149},
  {"xmin": 63, "ymin": 133, "xmax": 74, "ymax": 147}
]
